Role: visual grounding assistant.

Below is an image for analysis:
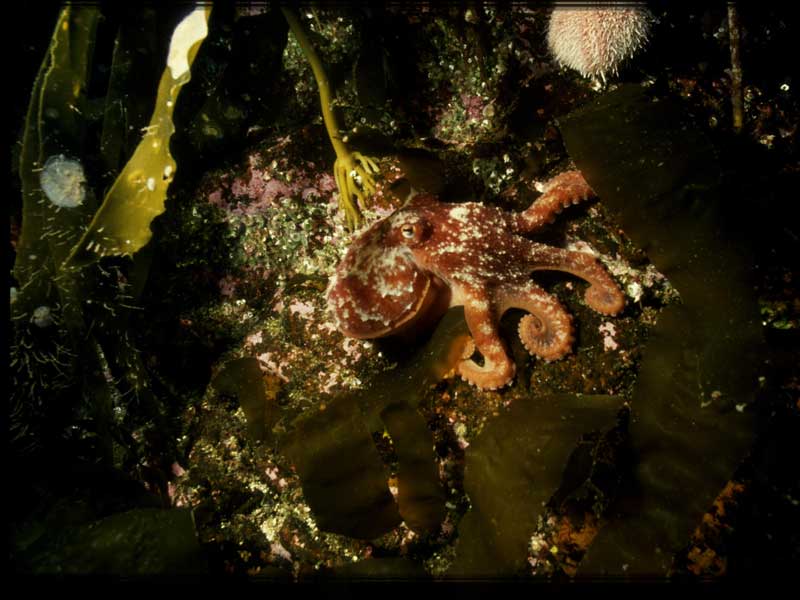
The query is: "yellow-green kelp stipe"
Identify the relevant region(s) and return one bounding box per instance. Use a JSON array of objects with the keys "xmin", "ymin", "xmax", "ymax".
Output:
[
  {"xmin": 282, "ymin": 8, "xmax": 379, "ymax": 230},
  {"xmin": 63, "ymin": 6, "xmax": 211, "ymax": 269}
]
